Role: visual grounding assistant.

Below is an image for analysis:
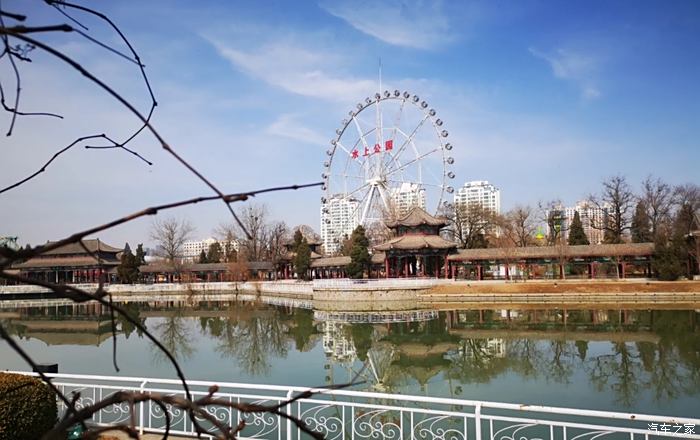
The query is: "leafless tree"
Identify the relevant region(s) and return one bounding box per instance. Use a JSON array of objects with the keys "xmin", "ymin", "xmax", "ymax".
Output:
[
  {"xmin": 641, "ymin": 176, "xmax": 674, "ymax": 240},
  {"xmin": 265, "ymin": 221, "xmax": 289, "ymax": 275},
  {"xmin": 150, "ymin": 217, "xmax": 194, "ymax": 269},
  {"xmin": 589, "ymin": 175, "xmax": 635, "ymax": 244},
  {"xmin": 444, "ymin": 202, "xmax": 498, "ymax": 249},
  {"xmin": 501, "ymin": 205, "xmax": 536, "ymax": 247},
  {"xmin": 235, "ymin": 204, "xmax": 269, "ymax": 261},
  {"xmin": 673, "ymin": 183, "xmax": 700, "ymax": 218}
]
